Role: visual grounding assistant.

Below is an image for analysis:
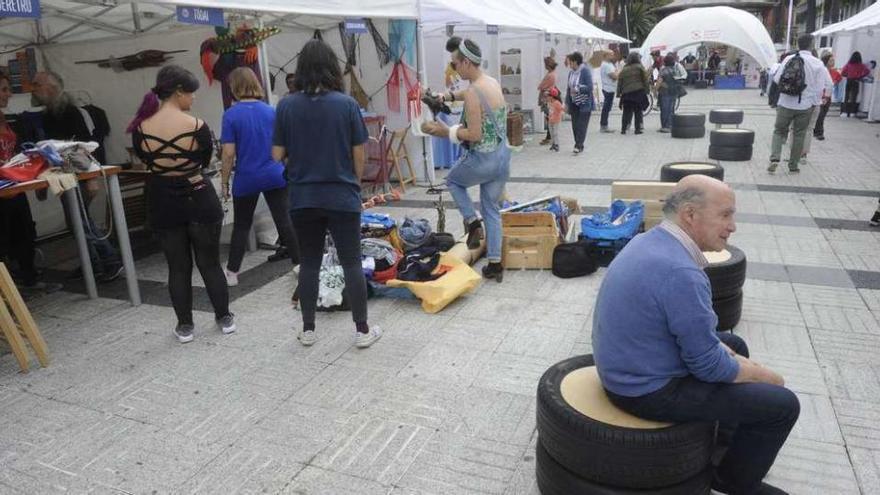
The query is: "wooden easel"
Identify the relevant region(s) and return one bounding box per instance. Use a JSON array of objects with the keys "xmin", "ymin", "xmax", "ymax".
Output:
[{"xmin": 0, "ymin": 263, "xmax": 49, "ymax": 372}]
